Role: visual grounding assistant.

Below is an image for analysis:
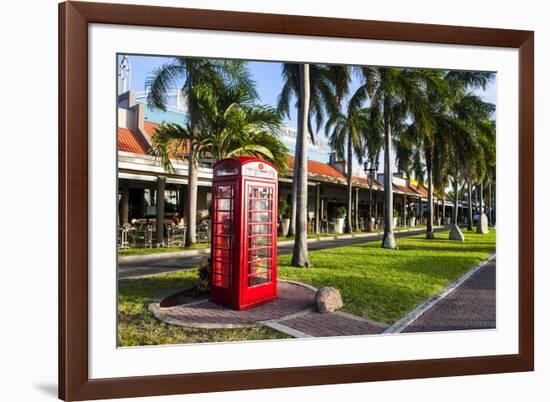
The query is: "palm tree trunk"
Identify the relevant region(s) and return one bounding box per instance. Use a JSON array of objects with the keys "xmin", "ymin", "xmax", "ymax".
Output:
[
  {"xmin": 474, "ymin": 185, "xmax": 479, "ymax": 213},
  {"xmin": 479, "ymin": 183, "xmax": 484, "ymax": 214},
  {"xmin": 453, "ymin": 178, "xmax": 459, "ymax": 225},
  {"xmin": 185, "ymin": 140, "xmax": 197, "ymax": 247},
  {"xmin": 288, "ymin": 168, "xmax": 297, "ymax": 237},
  {"xmin": 442, "ymin": 196, "xmax": 446, "ymax": 225},
  {"xmin": 382, "ymin": 105, "xmax": 396, "ymax": 249},
  {"xmin": 345, "ymin": 132, "xmax": 353, "ymax": 233},
  {"xmin": 487, "ymin": 181, "xmax": 493, "ymax": 226},
  {"xmin": 426, "ymin": 148, "xmax": 435, "ymax": 239},
  {"xmin": 291, "ymin": 63, "xmax": 310, "ymax": 267},
  {"xmin": 467, "ymin": 182, "xmax": 473, "ymax": 231}
]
